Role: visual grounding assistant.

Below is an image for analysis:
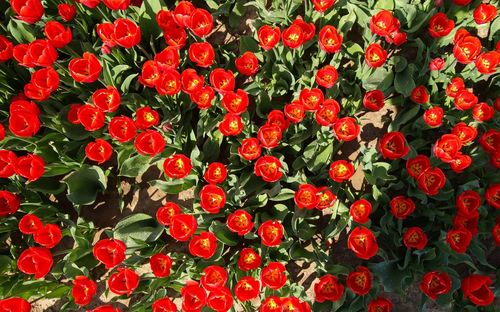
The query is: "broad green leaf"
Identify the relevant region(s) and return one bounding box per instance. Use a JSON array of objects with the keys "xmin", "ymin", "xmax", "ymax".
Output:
[
  {"xmin": 114, "ymin": 213, "xmax": 164, "ymax": 248},
  {"xmin": 63, "ymin": 165, "xmax": 107, "ymax": 205}
]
